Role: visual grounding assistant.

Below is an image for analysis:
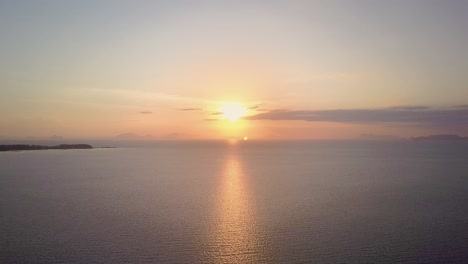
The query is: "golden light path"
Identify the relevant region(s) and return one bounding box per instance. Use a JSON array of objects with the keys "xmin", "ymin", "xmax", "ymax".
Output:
[{"xmin": 204, "ymin": 154, "xmax": 270, "ymax": 263}]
